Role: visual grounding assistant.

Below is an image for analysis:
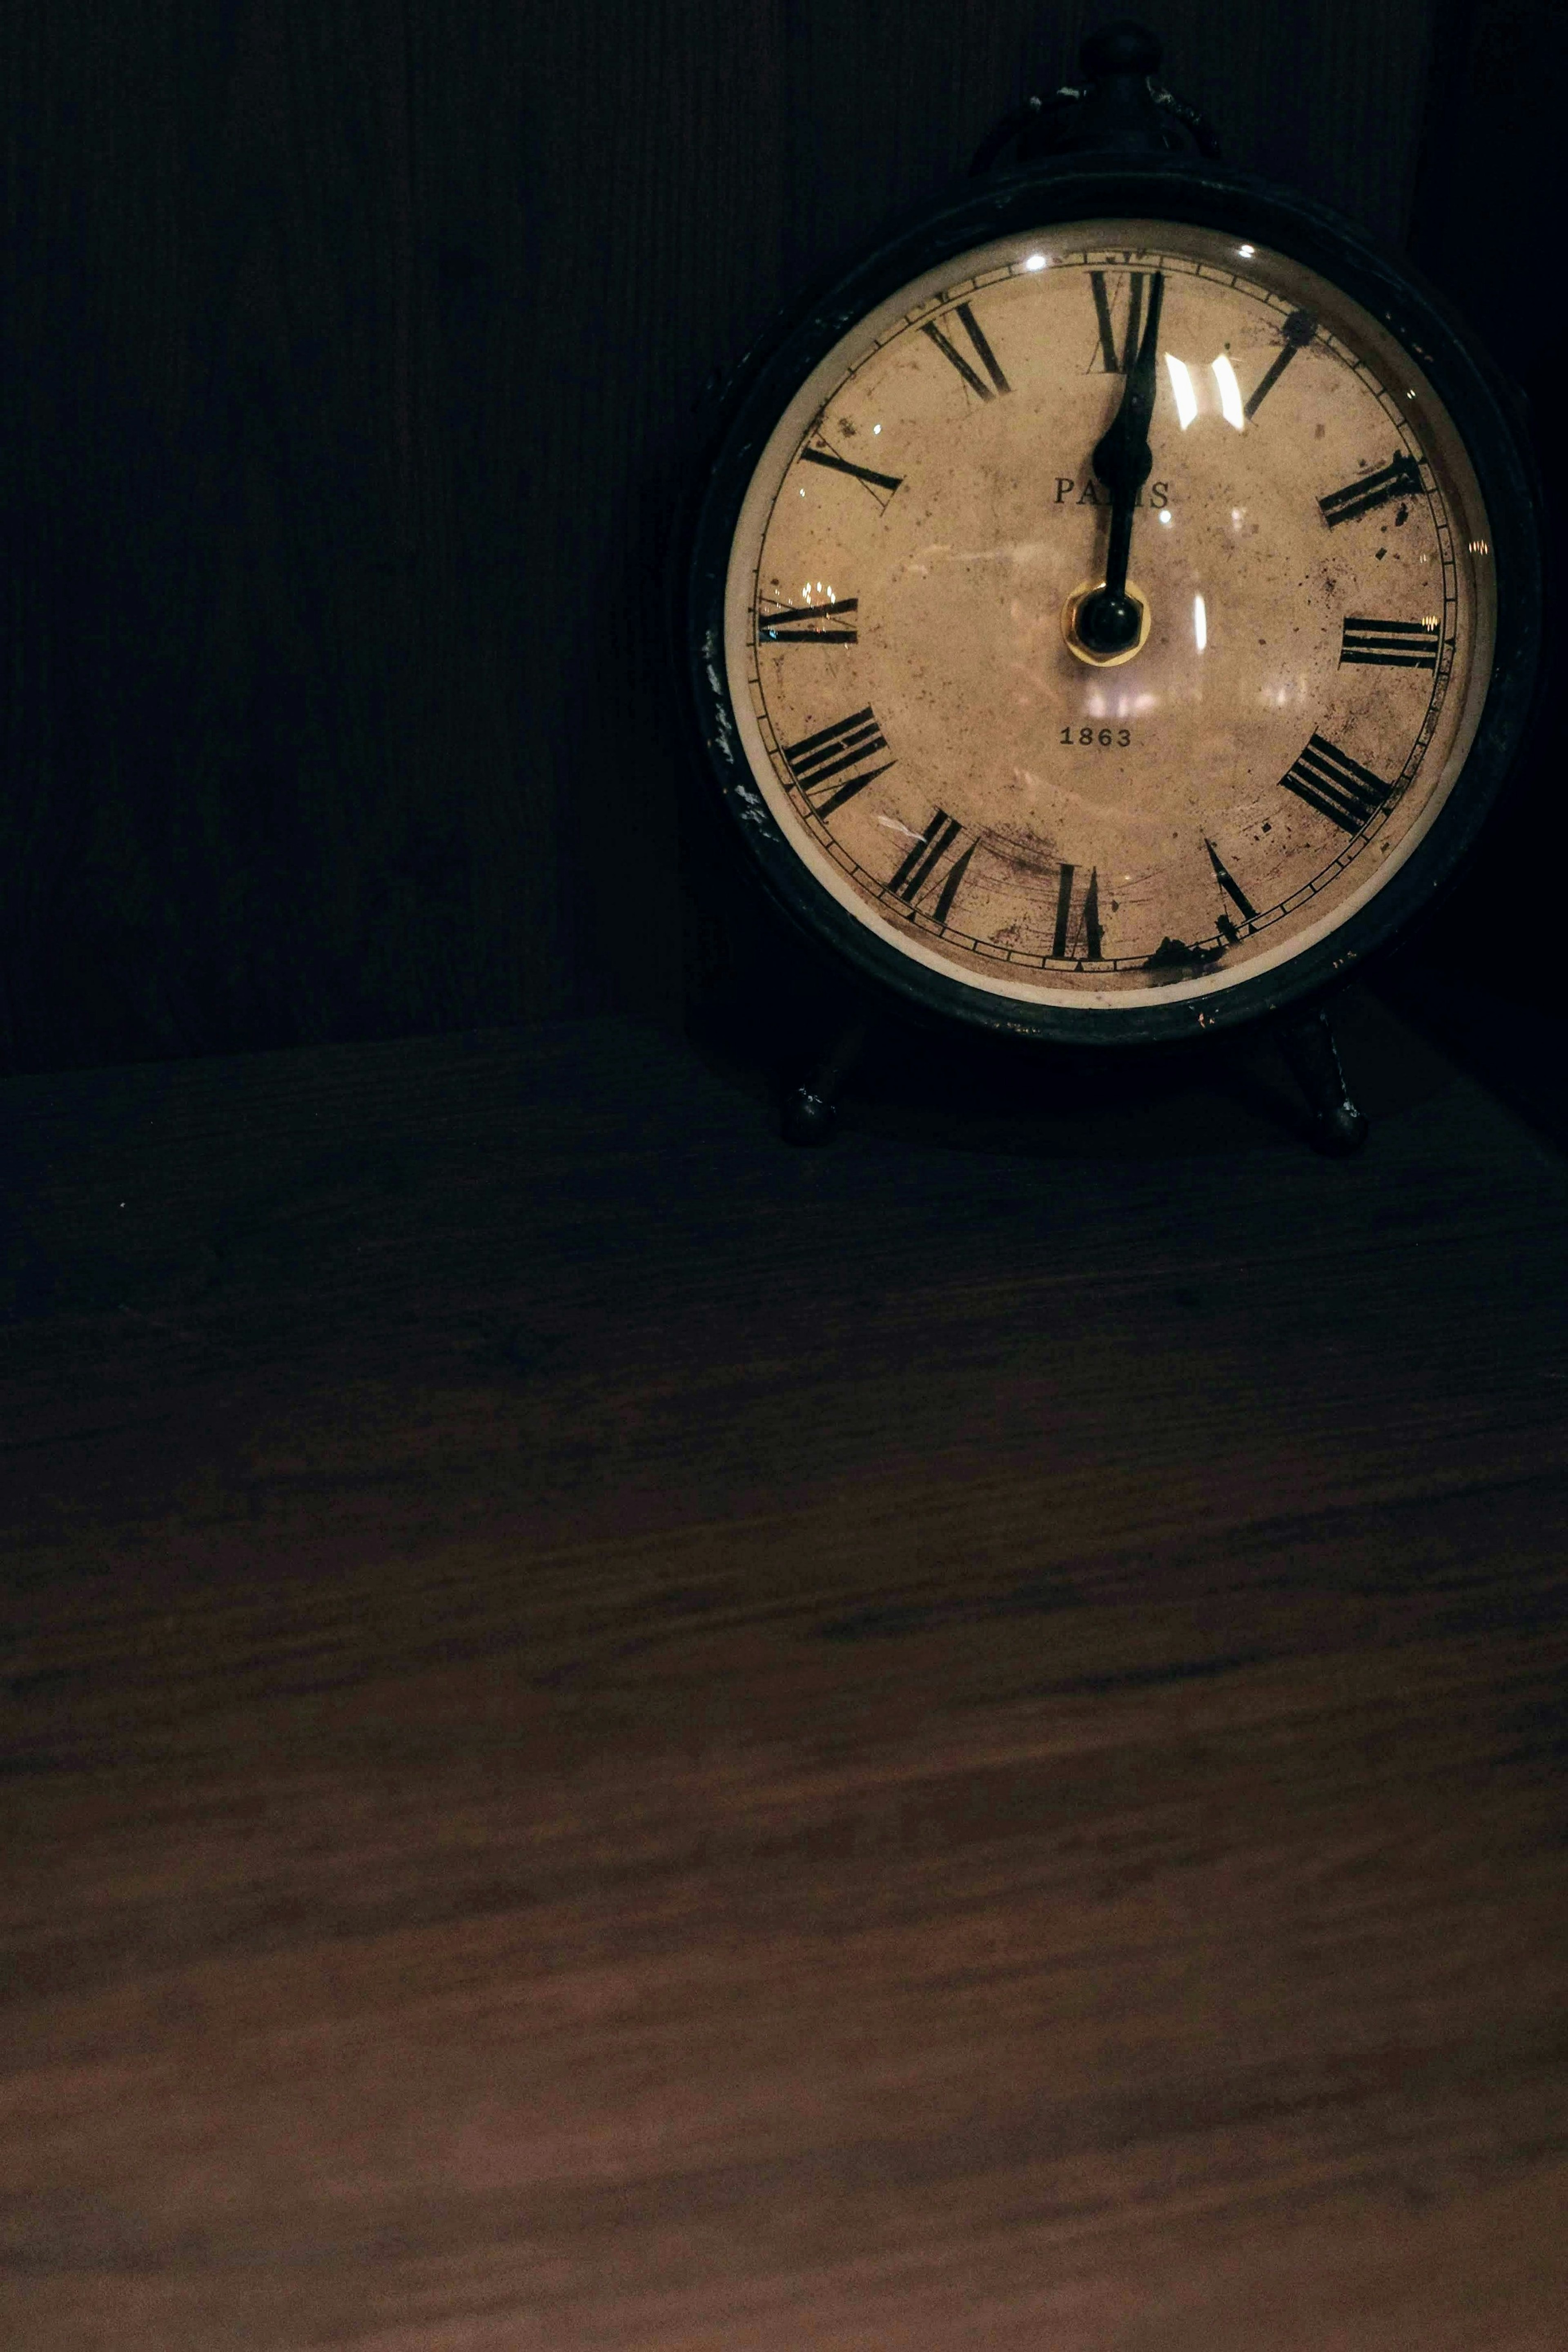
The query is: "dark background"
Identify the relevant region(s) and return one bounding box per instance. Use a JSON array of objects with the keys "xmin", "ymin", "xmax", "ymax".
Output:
[{"xmin": 0, "ymin": 0, "xmax": 1560, "ymax": 1078}]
